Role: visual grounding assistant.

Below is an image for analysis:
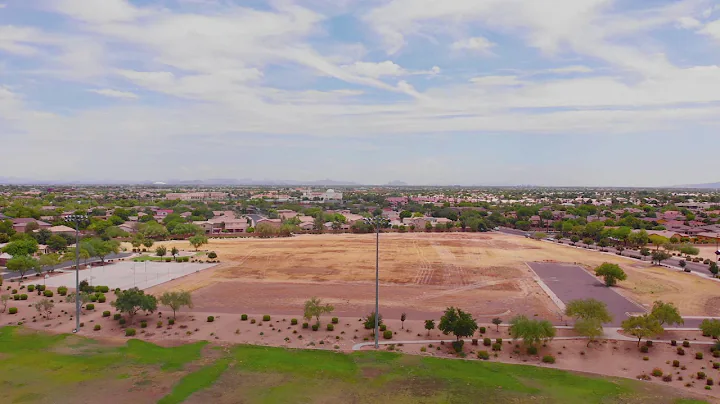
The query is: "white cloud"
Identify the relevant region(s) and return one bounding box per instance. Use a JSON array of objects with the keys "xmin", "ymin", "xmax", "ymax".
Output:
[
  {"xmin": 469, "ymin": 76, "xmax": 521, "ymax": 86},
  {"xmin": 343, "ymin": 61, "xmax": 406, "ymax": 78},
  {"xmin": 547, "ymin": 65, "xmax": 593, "ymax": 74},
  {"xmin": 700, "ymin": 19, "xmax": 720, "ymax": 40},
  {"xmin": 88, "ymin": 88, "xmax": 138, "ymax": 99},
  {"xmin": 43, "ymin": 0, "xmax": 152, "ymax": 23},
  {"xmin": 677, "ymin": 16, "xmax": 702, "ymax": 29},
  {"xmin": 451, "ymin": 36, "xmax": 495, "ymax": 53}
]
